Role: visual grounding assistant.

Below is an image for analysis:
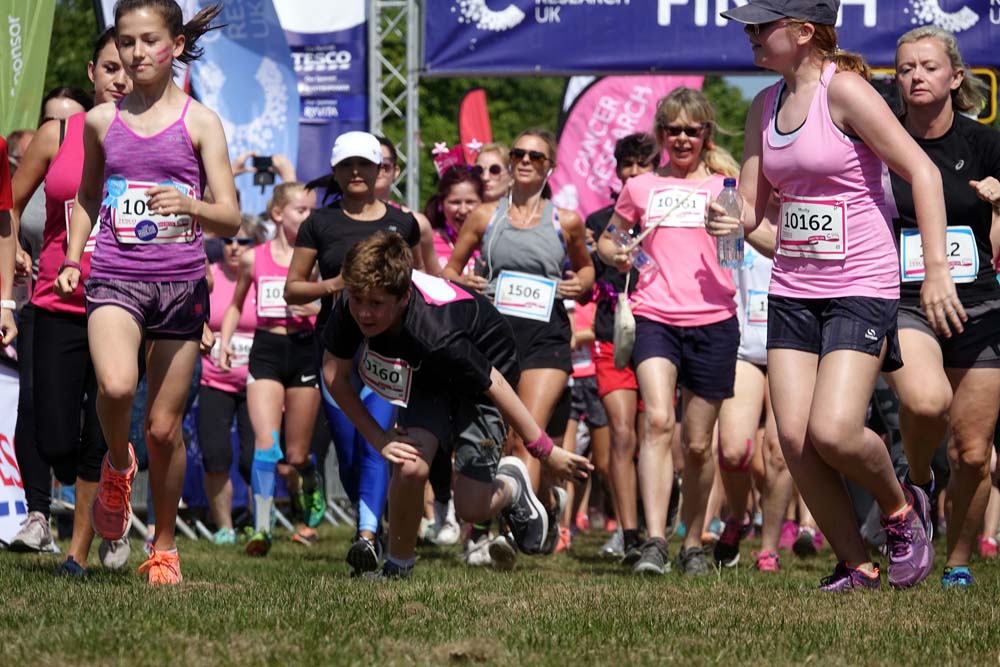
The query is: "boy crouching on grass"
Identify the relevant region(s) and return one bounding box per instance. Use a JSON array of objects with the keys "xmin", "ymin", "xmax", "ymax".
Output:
[{"xmin": 322, "ymin": 231, "xmax": 592, "ymax": 579}]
